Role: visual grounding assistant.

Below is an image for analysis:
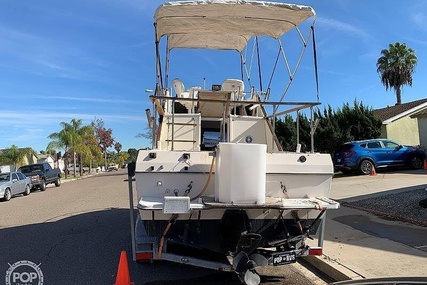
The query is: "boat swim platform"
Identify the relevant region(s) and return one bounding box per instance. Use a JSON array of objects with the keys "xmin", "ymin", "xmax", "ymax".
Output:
[{"xmin": 137, "ymin": 196, "xmax": 339, "ymax": 212}]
